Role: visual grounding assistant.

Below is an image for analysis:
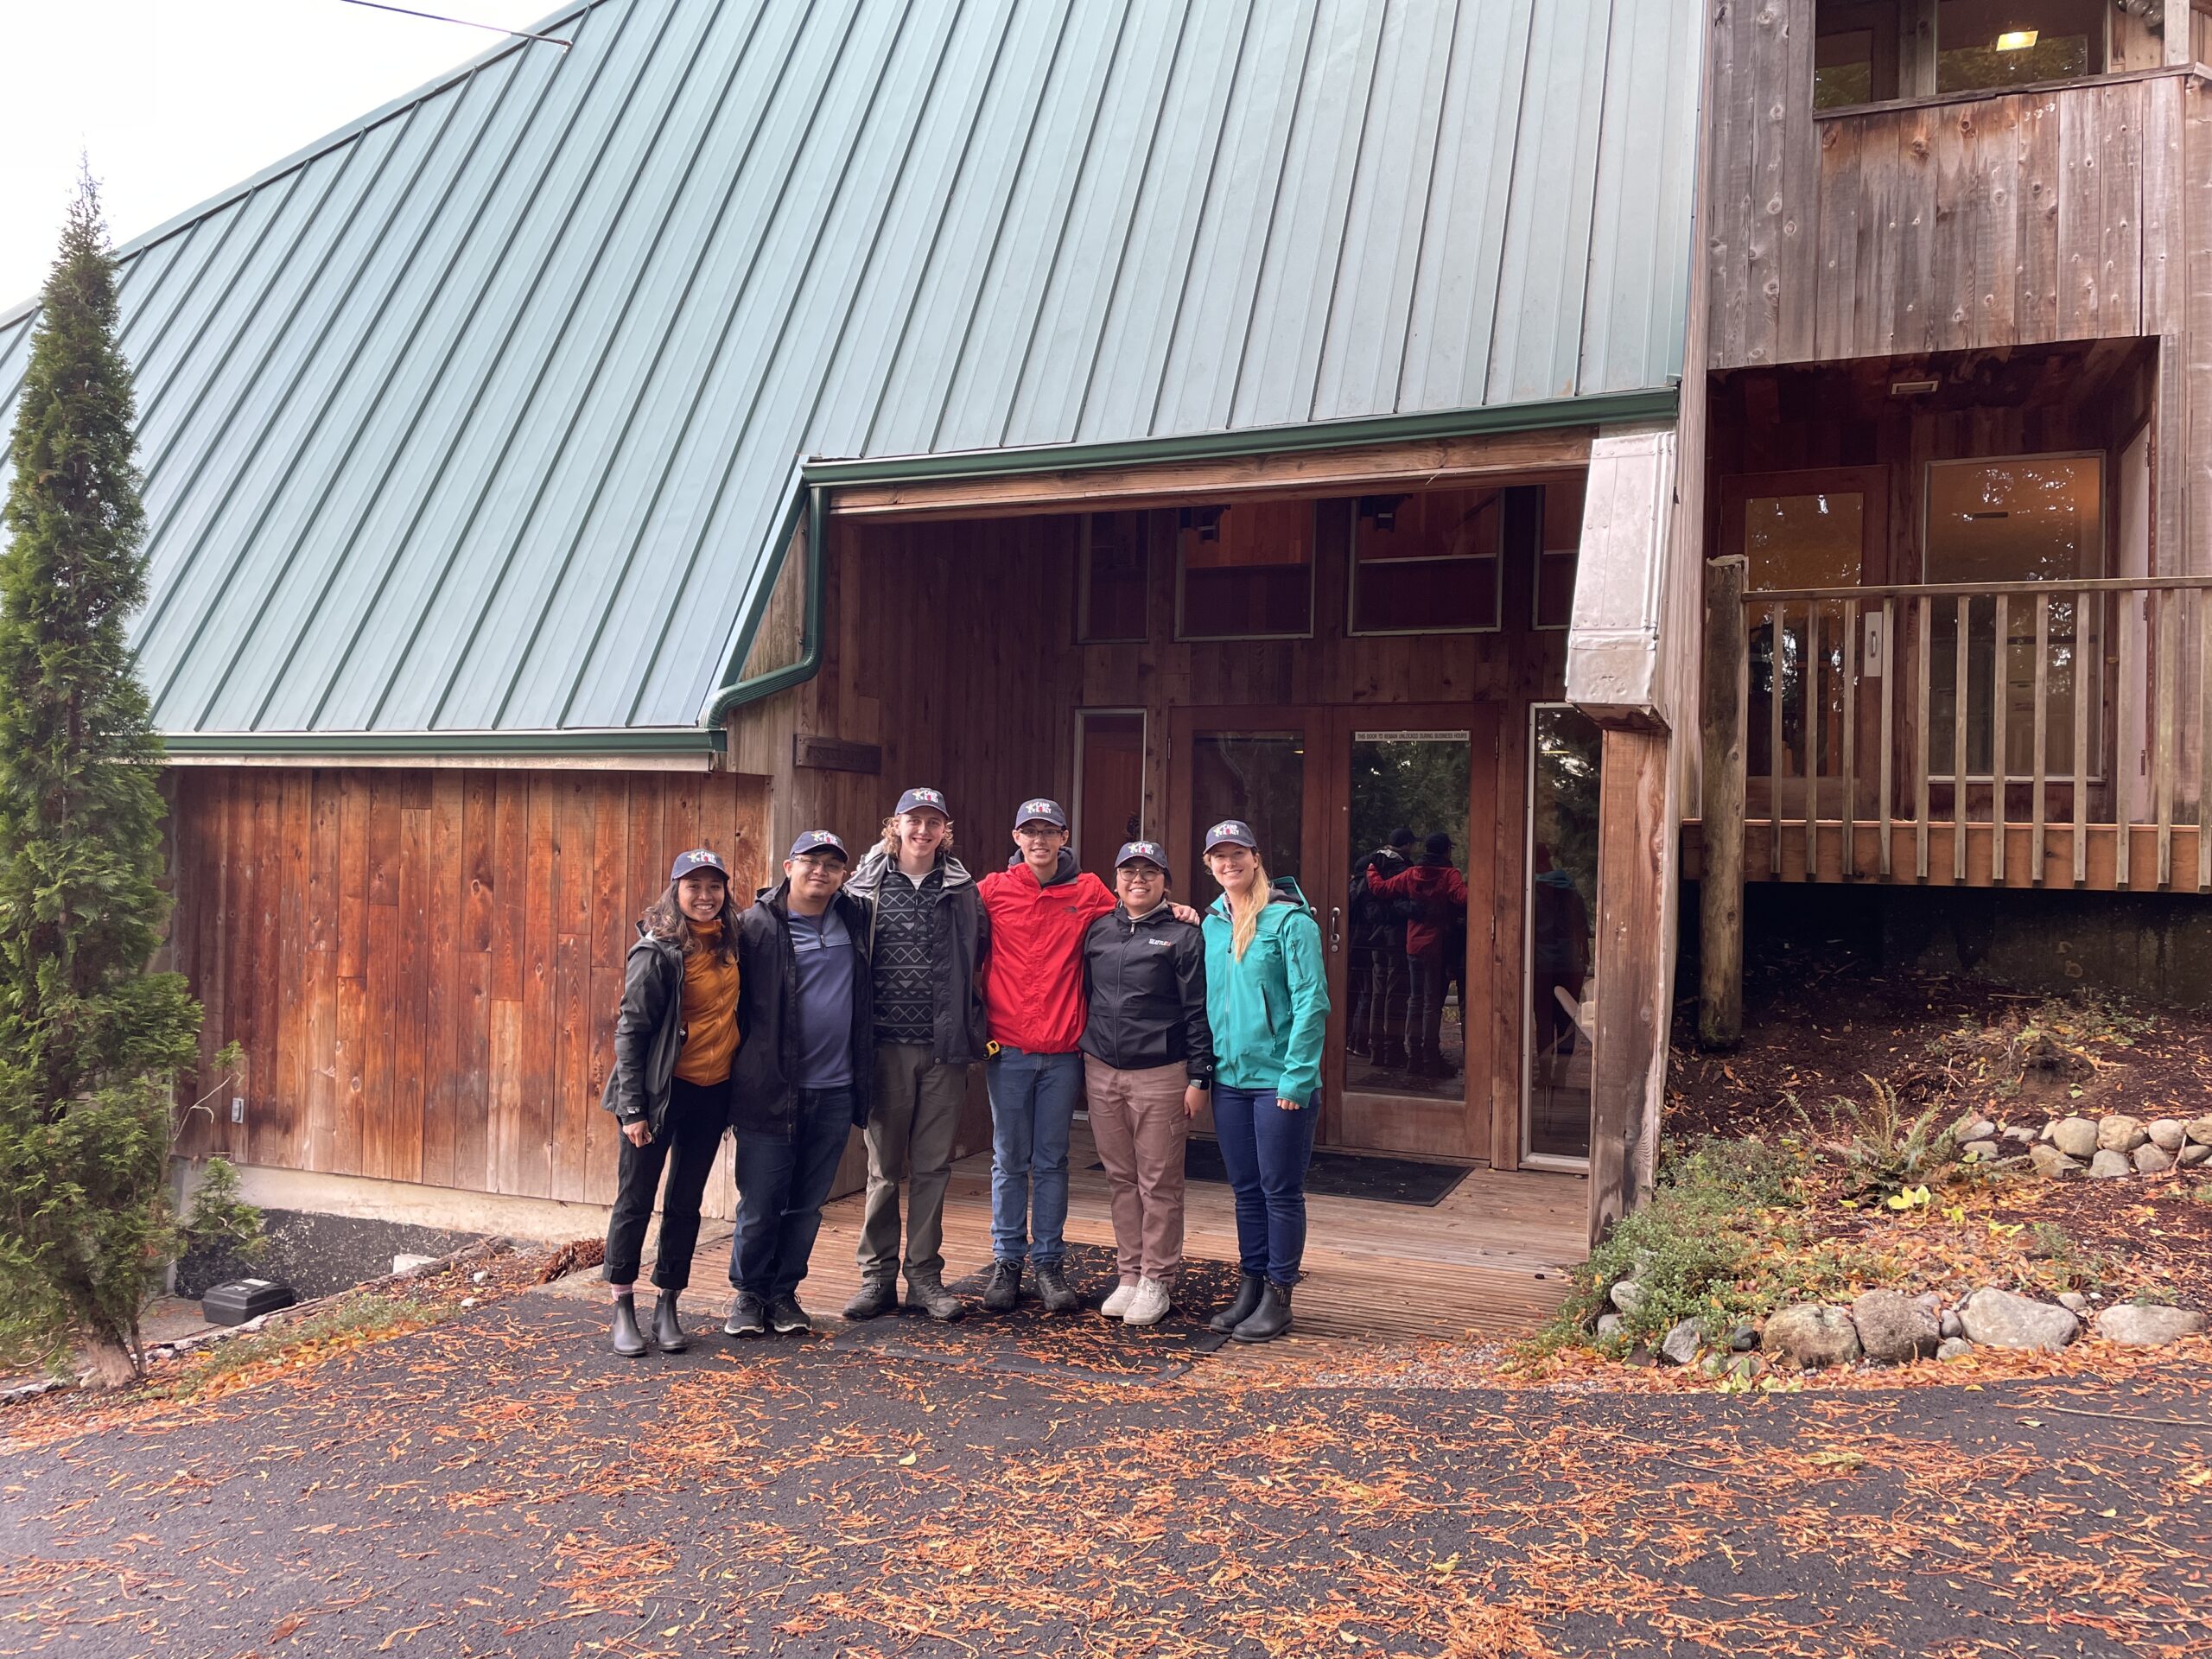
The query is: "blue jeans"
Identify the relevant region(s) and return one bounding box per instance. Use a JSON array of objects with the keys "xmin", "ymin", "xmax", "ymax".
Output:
[
  {"xmin": 730, "ymin": 1086, "xmax": 855, "ymax": 1300},
  {"xmin": 986, "ymin": 1047, "xmax": 1082, "ymax": 1265},
  {"xmin": 1212, "ymin": 1084, "xmax": 1319, "ymax": 1284}
]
